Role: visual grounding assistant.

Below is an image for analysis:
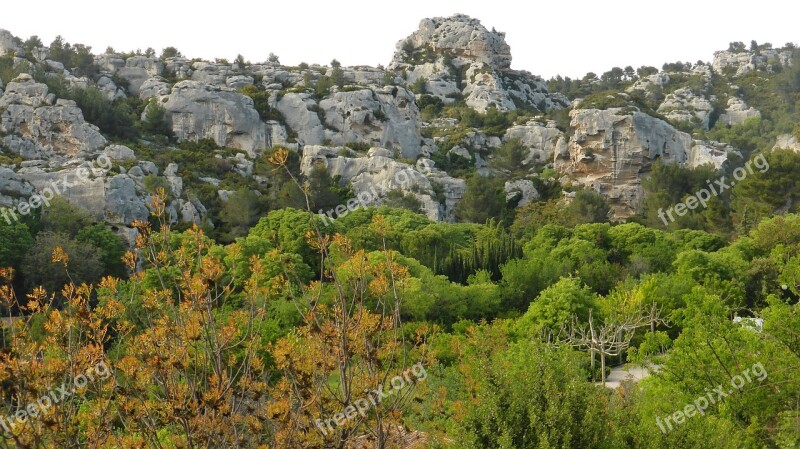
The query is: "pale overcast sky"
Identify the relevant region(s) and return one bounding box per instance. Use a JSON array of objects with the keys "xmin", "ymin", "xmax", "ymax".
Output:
[{"xmin": 2, "ymin": 0, "xmax": 799, "ymax": 79}]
